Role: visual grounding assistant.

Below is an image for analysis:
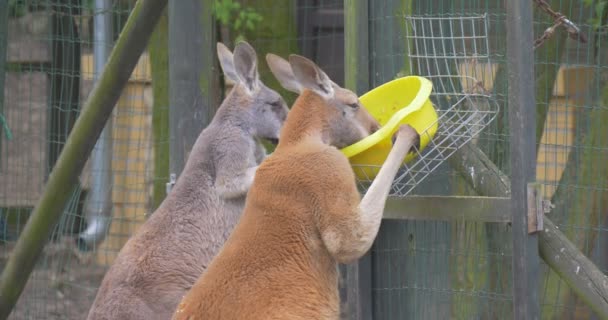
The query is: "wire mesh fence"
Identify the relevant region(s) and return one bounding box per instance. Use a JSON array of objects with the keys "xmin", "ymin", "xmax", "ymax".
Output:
[
  {"xmin": 368, "ymin": 2, "xmax": 512, "ymax": 319},
  {"xmin": 1, "ymin": 1, "xmax": 152, "ymax": 319},
  {"xmin": 0, "ymin": 0, "xmax": 607, "ymax": 319},
  {"xmin": 353, "ymin": 14, "xmax": 500, "ymax": 197},
  {"xmin": 368, "ymin": 0, "xmax": 606, "ymax": 319}
]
